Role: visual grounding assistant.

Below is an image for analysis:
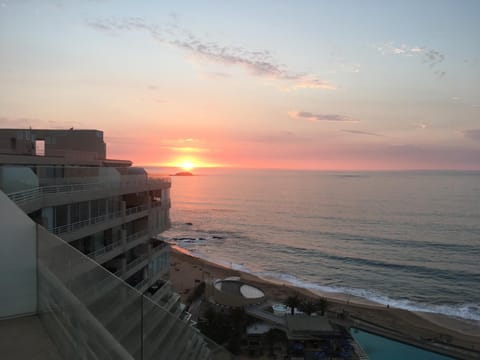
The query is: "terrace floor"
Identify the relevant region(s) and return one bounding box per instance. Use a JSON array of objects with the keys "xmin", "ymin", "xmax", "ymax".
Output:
[{"xmin": 0, "ymin": 315, "xmax": 61, "ymax": 360}]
